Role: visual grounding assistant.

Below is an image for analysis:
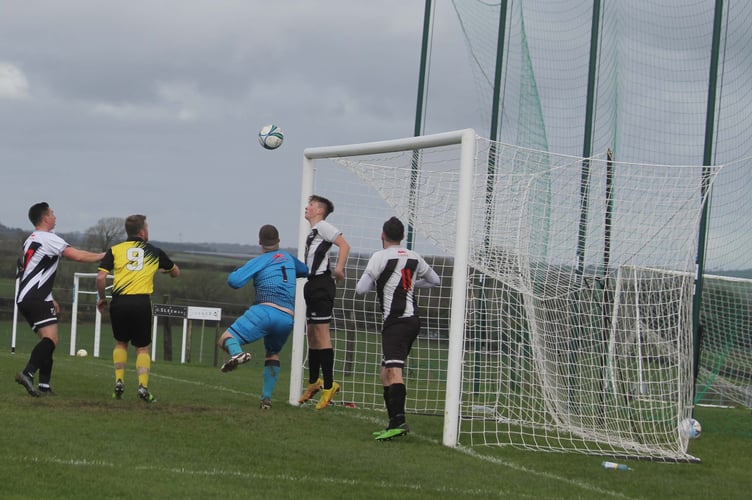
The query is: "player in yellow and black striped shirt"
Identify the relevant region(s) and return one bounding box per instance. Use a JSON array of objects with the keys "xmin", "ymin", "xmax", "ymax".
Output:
[{"xmin": 96, "ymin": 215, "xmax": 179, "ymax": 403}]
